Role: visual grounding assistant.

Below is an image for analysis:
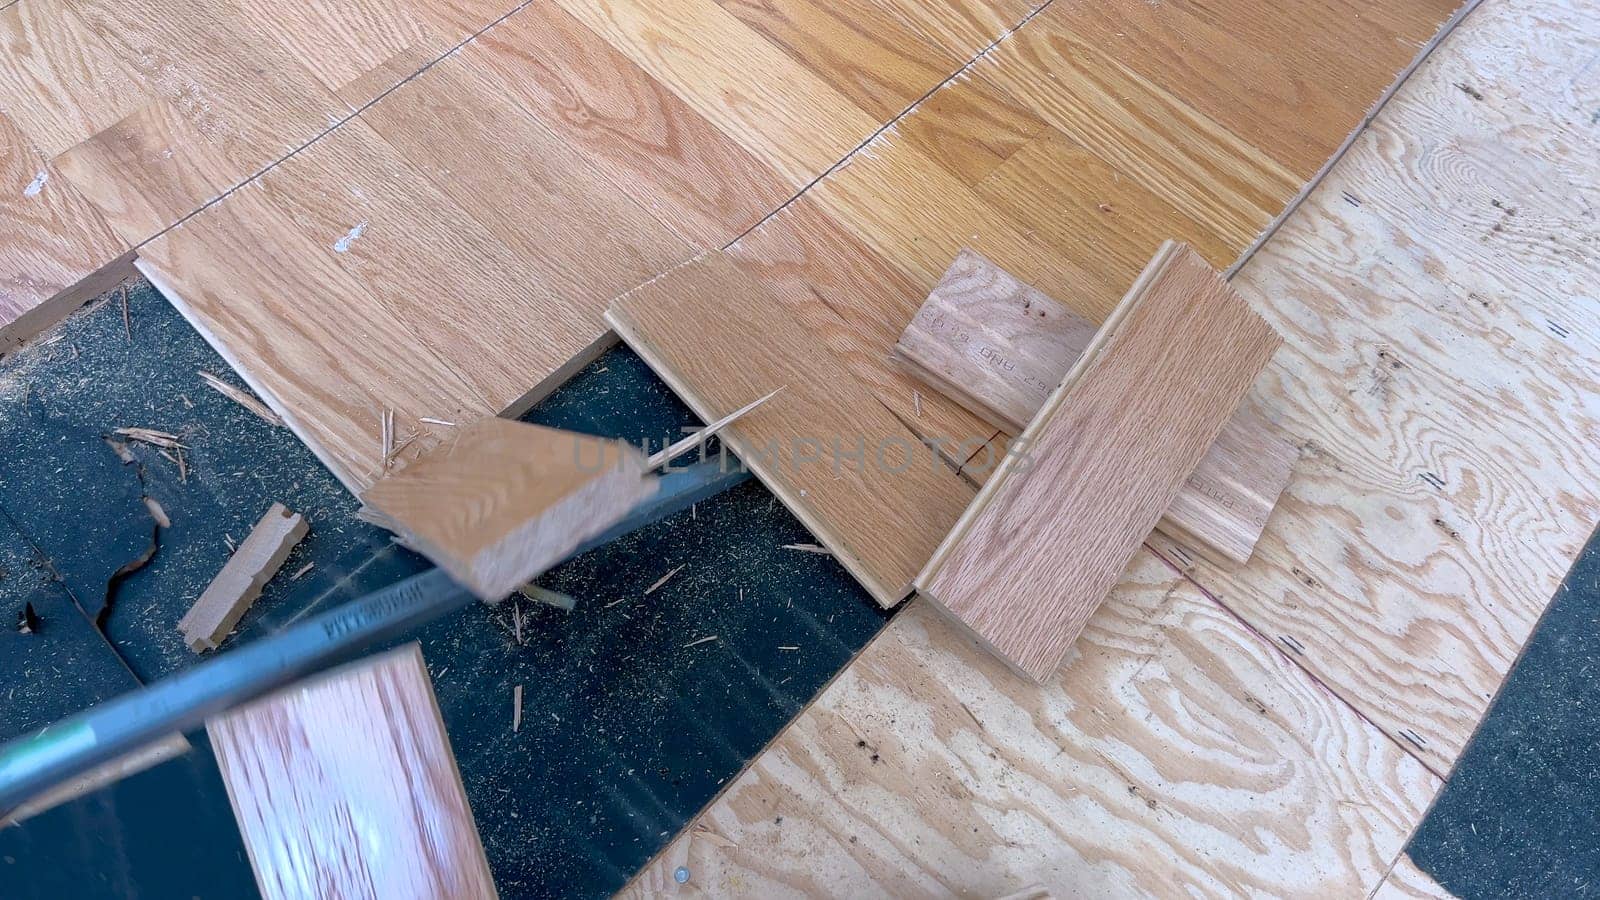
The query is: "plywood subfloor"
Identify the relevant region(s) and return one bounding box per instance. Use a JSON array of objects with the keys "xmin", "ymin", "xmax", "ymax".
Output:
[{"xmin": 620, "ymin": 0, "xmax": 1600, "ymax": 893}]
